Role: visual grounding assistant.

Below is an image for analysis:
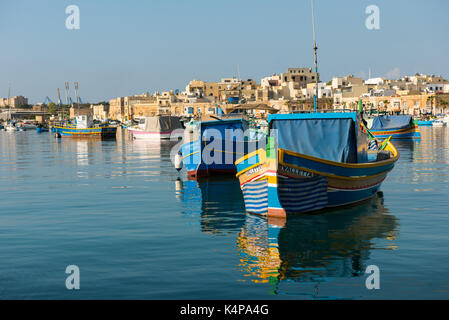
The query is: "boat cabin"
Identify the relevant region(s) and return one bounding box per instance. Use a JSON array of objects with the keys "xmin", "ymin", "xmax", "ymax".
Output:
[
  {"xmin": 75, "ymin": 115, "xmax": 94, "ymax": 129},
  {"xmin": 268, "ymin": 112, "xmax": 369, "ymax": 164}
]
